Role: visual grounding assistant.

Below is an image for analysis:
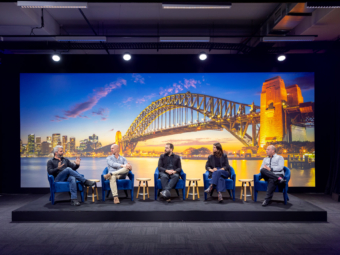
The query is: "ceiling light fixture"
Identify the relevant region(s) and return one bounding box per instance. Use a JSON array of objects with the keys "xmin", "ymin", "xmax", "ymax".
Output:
[
  {"xmin": 123, "ymin": 53, "xmax": 131, "ymax": 61},
  {"xmin": 159, "ymin": 37, "xmax": 210, "ymax": 42},
  {"xmin": 55, "ymin": 36, "xmax": 106, "ymax": 42},
  {"xmin": 262, "ymin": 36, "xmax": 316, "ymax": 42},
  {"xmin": 162, "ymin": 2, "xmax": 232, "ymax": 9},
  {"xmin": 17, "ymin": 1, "xmax": 87, "ymax": 8},
  {"xmin": 199, "ymin": 53, "xmax": 207, "ymax": 61},
  {"xmin": 52, "ymin": 54, "xmax": 60, "ymax": 62},
  {"xmin": 277, "ymin": 55, "xmax": 286, "ymax": 61}
]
